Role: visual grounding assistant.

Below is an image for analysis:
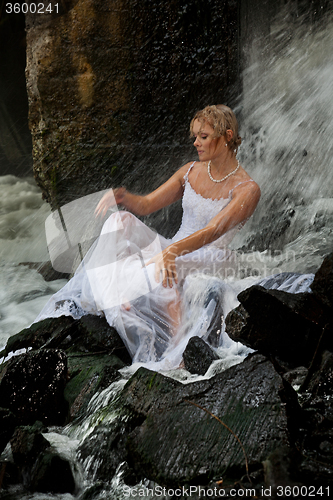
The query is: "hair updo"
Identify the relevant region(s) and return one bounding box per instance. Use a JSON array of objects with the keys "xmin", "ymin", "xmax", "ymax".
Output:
[{"xmin": 190, "ymin": 104, "xmax": 242, "ymax": 154}]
